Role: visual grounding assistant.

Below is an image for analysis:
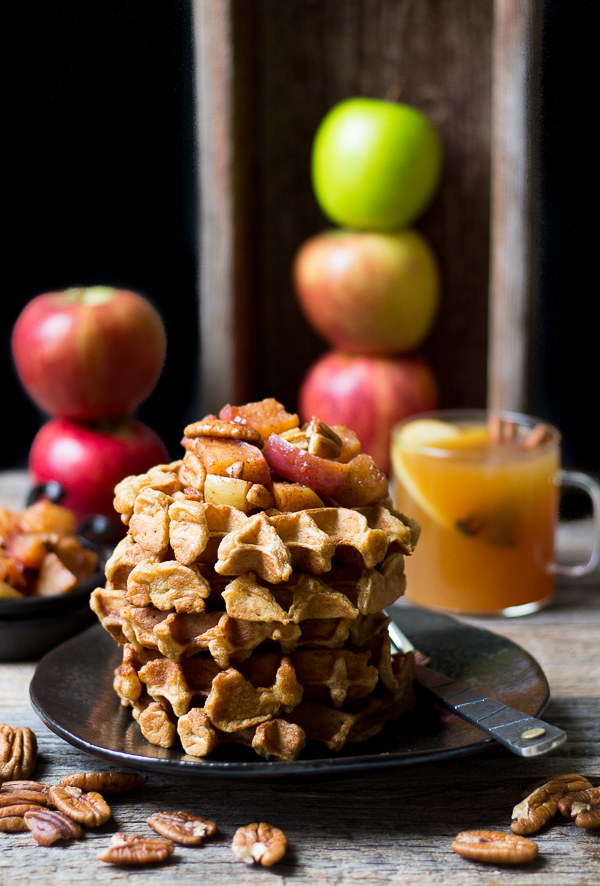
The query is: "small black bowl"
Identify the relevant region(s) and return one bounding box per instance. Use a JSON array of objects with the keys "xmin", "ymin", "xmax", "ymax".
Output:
[{"xmin": 0, "ymin": 536, "xmax": 106, "ymax": 661}]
